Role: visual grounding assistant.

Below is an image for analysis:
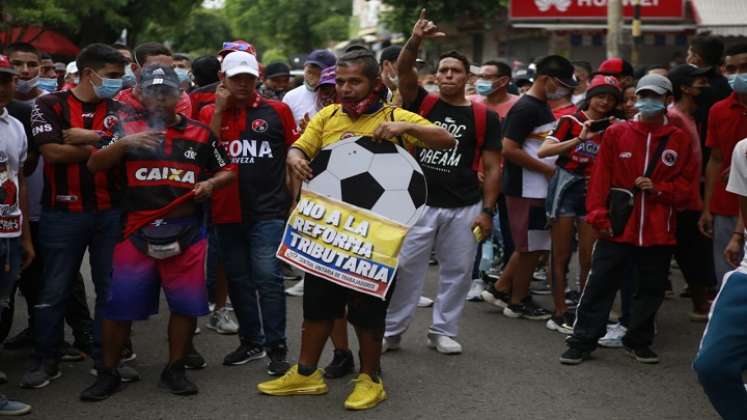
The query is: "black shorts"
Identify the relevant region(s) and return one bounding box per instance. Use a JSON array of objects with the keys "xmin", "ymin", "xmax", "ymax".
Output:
[{"xmin": 302, "ymin": 273, "xmax": 395, "ymax": 329}]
